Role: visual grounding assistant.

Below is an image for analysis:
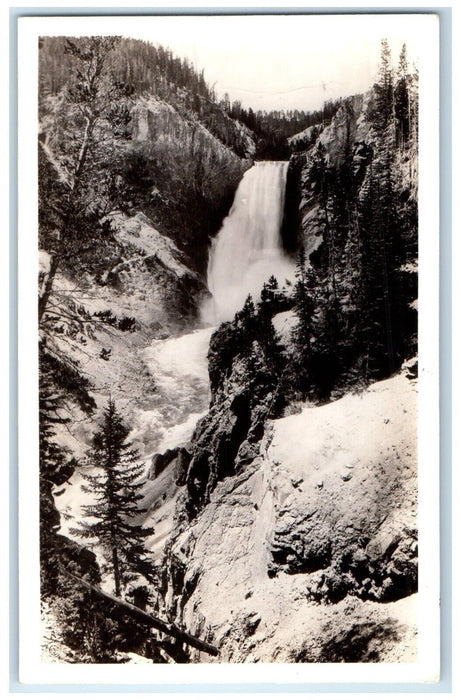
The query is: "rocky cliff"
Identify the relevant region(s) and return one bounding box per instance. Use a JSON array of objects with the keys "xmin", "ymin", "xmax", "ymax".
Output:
[
  {"xmin": 283, "ymin": 93, "xmax": 373, "ymax": 256},
  {"xmin": 284, "ymin": 89, "xmax": 417, "ymax": 263},
  {"xmin": 39, "ymin": 38, "xmax": 419, "ymax": 663},
  {"xmin": 161, "ymin": 371, "xmax": 417, "ymax": 662},
  {"xmin": 39, "ymin": 84, "xmax": 253, "ymax": 419},
  {"xmin": 38, "ymin": 76, "xmax": 254, "ymax": 661},
  {"xmin": 127, "ymin": 96, "xmax": 253, "ymax": 273},
  {"xmin": 153, "ymin": 86, "xmax": 419, "ymax": 663}
]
